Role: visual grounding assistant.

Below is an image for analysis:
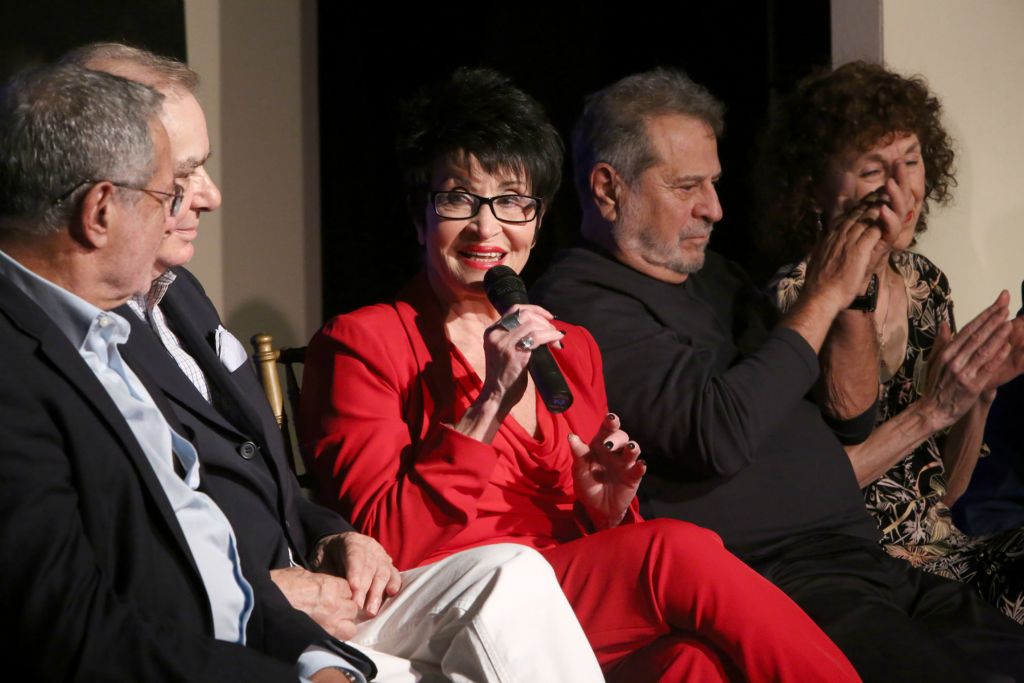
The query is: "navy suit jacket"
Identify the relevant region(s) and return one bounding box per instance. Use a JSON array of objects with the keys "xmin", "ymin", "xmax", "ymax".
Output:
[
  {"xmin": 0, "ymin": 270, "xmax": 331, "ymax": 681},
  {"xmin": 116, "ymin": 267, "xmax": 353, "ymax": 574}
]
